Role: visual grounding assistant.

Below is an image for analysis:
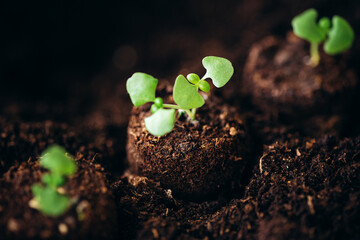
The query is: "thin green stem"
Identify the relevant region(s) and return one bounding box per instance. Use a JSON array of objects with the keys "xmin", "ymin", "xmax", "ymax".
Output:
[
  {"xmin": 191, "ymin": 108, "xmax": 197, "ymax": 118},
  {"xmin": 162, "ymin": 104, "xmax": 196, "ymax": 120},
  {"xmin": 185, "ymin": 110, "xmax": 195, "ymax": 120},
  {"xmin": 162, "ymin": 104, "xmax": 182, "ymax": 110},
  {"xmin": 309, "ymin": 42, "xmax": 320, "ymax": 67}
]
